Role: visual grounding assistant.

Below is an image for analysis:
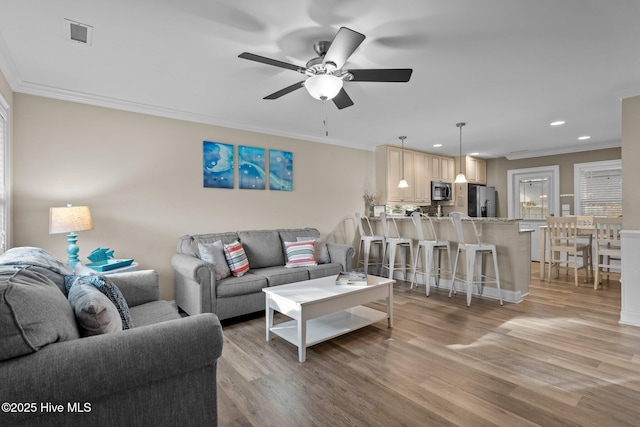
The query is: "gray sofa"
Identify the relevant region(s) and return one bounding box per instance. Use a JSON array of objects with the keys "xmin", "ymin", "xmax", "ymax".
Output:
[
  {"xmin": 172, "ymin": 227, "xmax": 355, "ymax": 320},
  {"xmin": 0, "ymin": 249, "xmax": 223, "ymax": 427}
]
